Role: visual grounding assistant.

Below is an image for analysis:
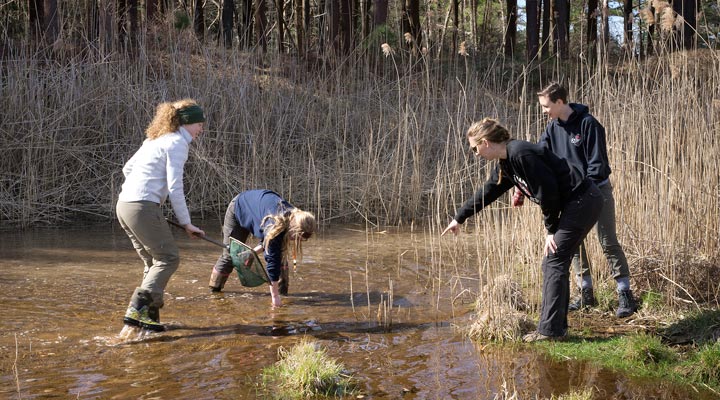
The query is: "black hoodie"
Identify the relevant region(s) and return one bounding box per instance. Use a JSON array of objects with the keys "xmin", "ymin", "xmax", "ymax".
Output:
[
  {"xmin": 539, "ymin": 103, "xmax": 611, "ymax": 185},
  {"xmin": 454, "ymin": 140, "xmax": 590, "ymax": 234}
]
